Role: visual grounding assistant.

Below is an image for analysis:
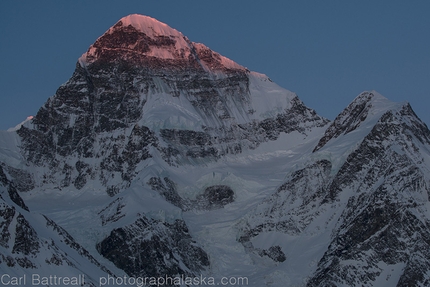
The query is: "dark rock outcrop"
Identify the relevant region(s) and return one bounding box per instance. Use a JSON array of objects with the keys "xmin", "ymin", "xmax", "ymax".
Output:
[{"xmin": 97, "ymin": 216, "xmax": 209, "ymax": 282}]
